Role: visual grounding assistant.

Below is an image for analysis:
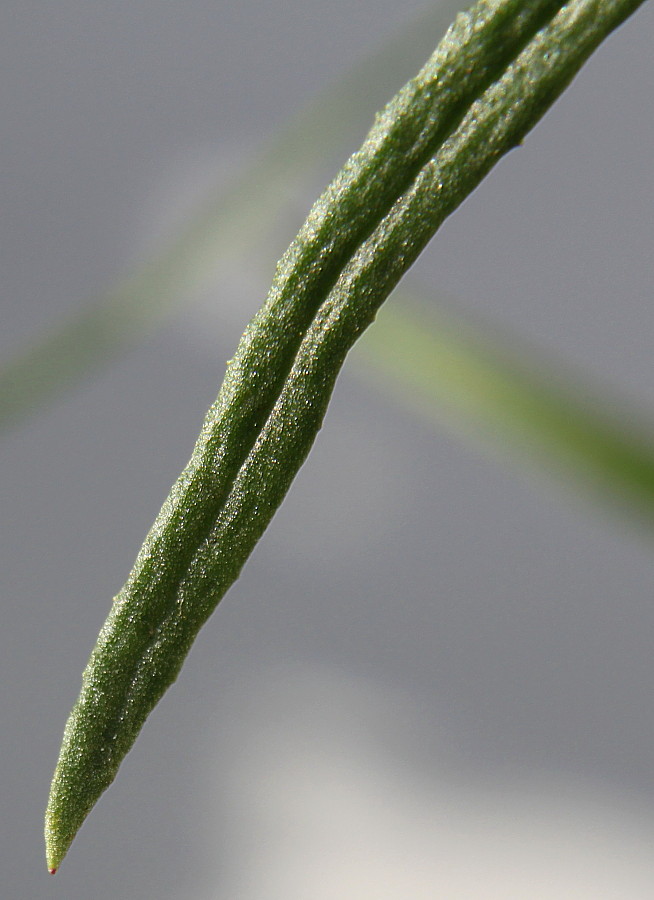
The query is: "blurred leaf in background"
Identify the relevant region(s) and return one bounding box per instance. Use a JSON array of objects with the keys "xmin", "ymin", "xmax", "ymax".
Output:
[{"xmin": 0, "ymin": 1, "xmax": 463, "ymax": 433}]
